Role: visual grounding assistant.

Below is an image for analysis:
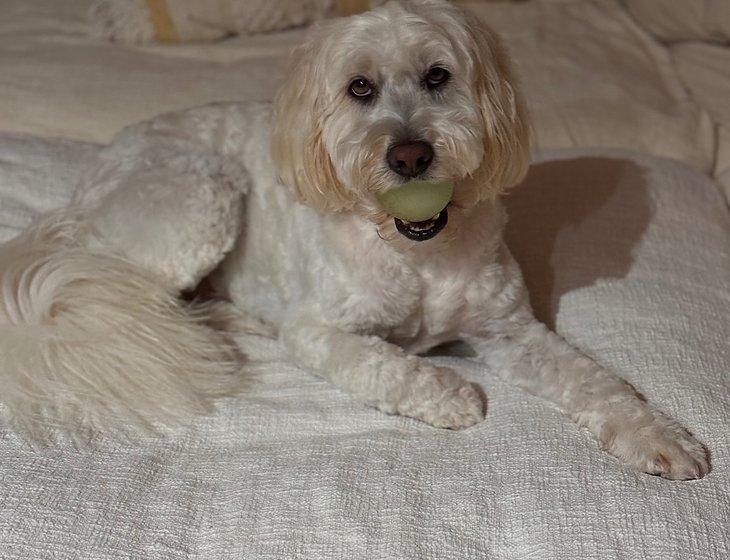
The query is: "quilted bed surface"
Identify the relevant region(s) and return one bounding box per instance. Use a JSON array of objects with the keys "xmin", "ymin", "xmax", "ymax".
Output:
[
  {"xmin": 0, "ymin": 135, "xmax": 727, "ymax": 559},
  {"xmin": 1, "ymin": 0, "xmax": 728, "ymax": 557}
]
